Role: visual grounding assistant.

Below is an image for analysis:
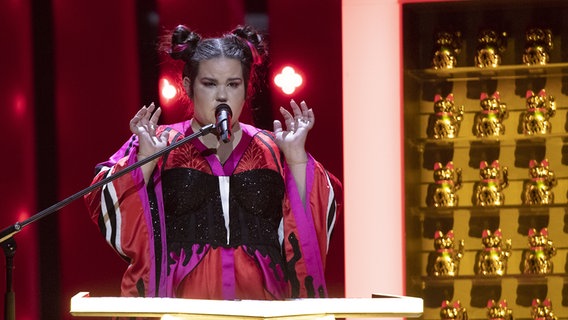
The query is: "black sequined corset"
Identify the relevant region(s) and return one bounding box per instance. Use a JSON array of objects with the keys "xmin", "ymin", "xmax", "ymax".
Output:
[{"xmin": 162, "ymin": 168, "xmax": 285, "ymax": 249}]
